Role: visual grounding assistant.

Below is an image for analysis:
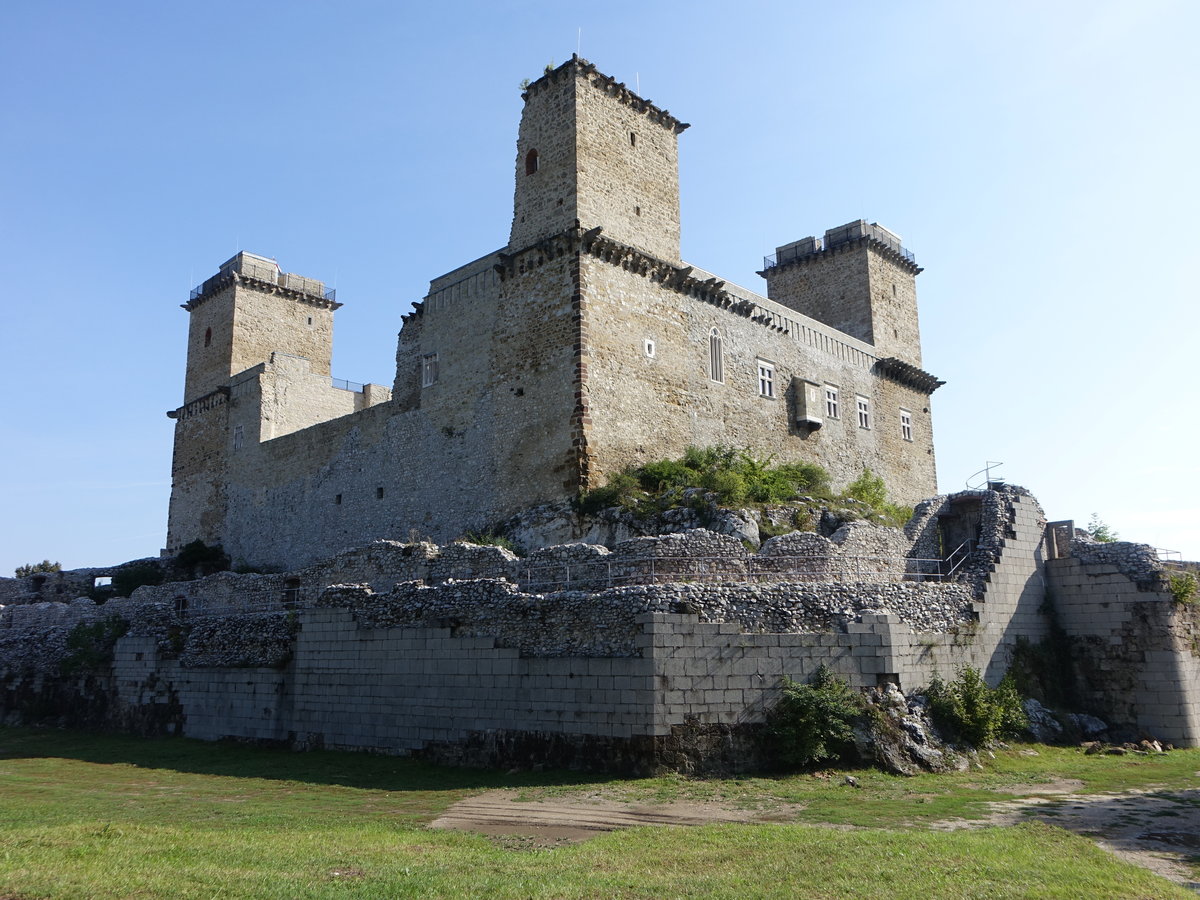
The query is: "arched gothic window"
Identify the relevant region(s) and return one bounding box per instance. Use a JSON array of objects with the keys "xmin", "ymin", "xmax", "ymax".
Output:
[
  {"xmin": 708, "ymin": 328, "xmax": 723, "ymax": 383},
  {"xmin": 525, "ymin": 149, "xmax": 539, "ymax": 175}
]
